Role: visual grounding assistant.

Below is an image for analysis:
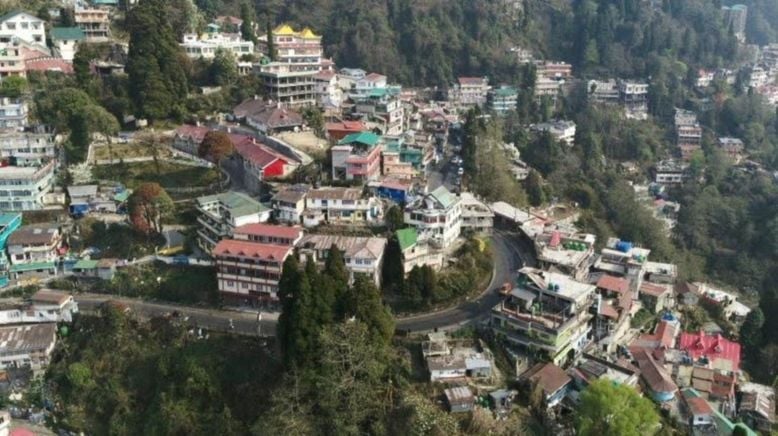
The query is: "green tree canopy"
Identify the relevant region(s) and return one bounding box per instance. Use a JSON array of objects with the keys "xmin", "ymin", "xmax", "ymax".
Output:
[{"xmin": 576, "ymin": 379, "xmax": 661, "ymax": 436}]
